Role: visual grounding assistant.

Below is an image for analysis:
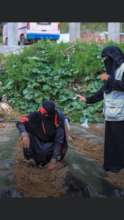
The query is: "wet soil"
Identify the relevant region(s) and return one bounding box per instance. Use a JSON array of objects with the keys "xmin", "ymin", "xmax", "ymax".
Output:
[
  {"xmin": 0, "ymin": 123, "xmax": 22, "ymax": 198},
  {"xmin": 14, "ymin": 123, "xmax": 124, "ymax": 197},
  {"xmin": 0, "ymin": 122, "xmax": 124, "ymax": 198},
  {"xmin": 70, "ymin": 124, "xmax": 104, "ymax": 164},
  {"xmin": 70, "ymin": 124, "xmax": 124, "ymax": 189},
  {"xmin": 15, "ymin": 144, "xmax": 69, "ymax": 198}
]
